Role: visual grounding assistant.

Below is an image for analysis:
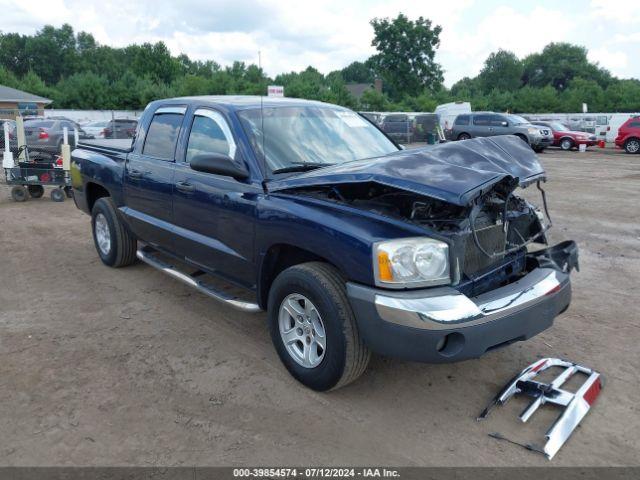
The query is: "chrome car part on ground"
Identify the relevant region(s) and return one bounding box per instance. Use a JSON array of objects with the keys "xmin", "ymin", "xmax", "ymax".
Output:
[{"xmin": 478, "ymin": 358, "xmax": 603, "ymax": 459}]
